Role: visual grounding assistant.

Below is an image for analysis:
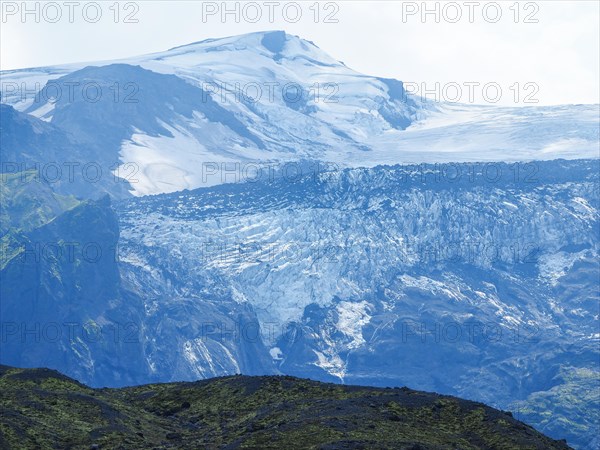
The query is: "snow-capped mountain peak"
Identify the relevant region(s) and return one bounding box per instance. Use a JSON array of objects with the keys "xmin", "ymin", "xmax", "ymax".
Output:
[
  {"xmin": 162, "ymin": 30, "xmax": 342, "ymax": 68},
  {"xmin": 1, "ymin": 31, "xmax": 598, "ymax": 197}
]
